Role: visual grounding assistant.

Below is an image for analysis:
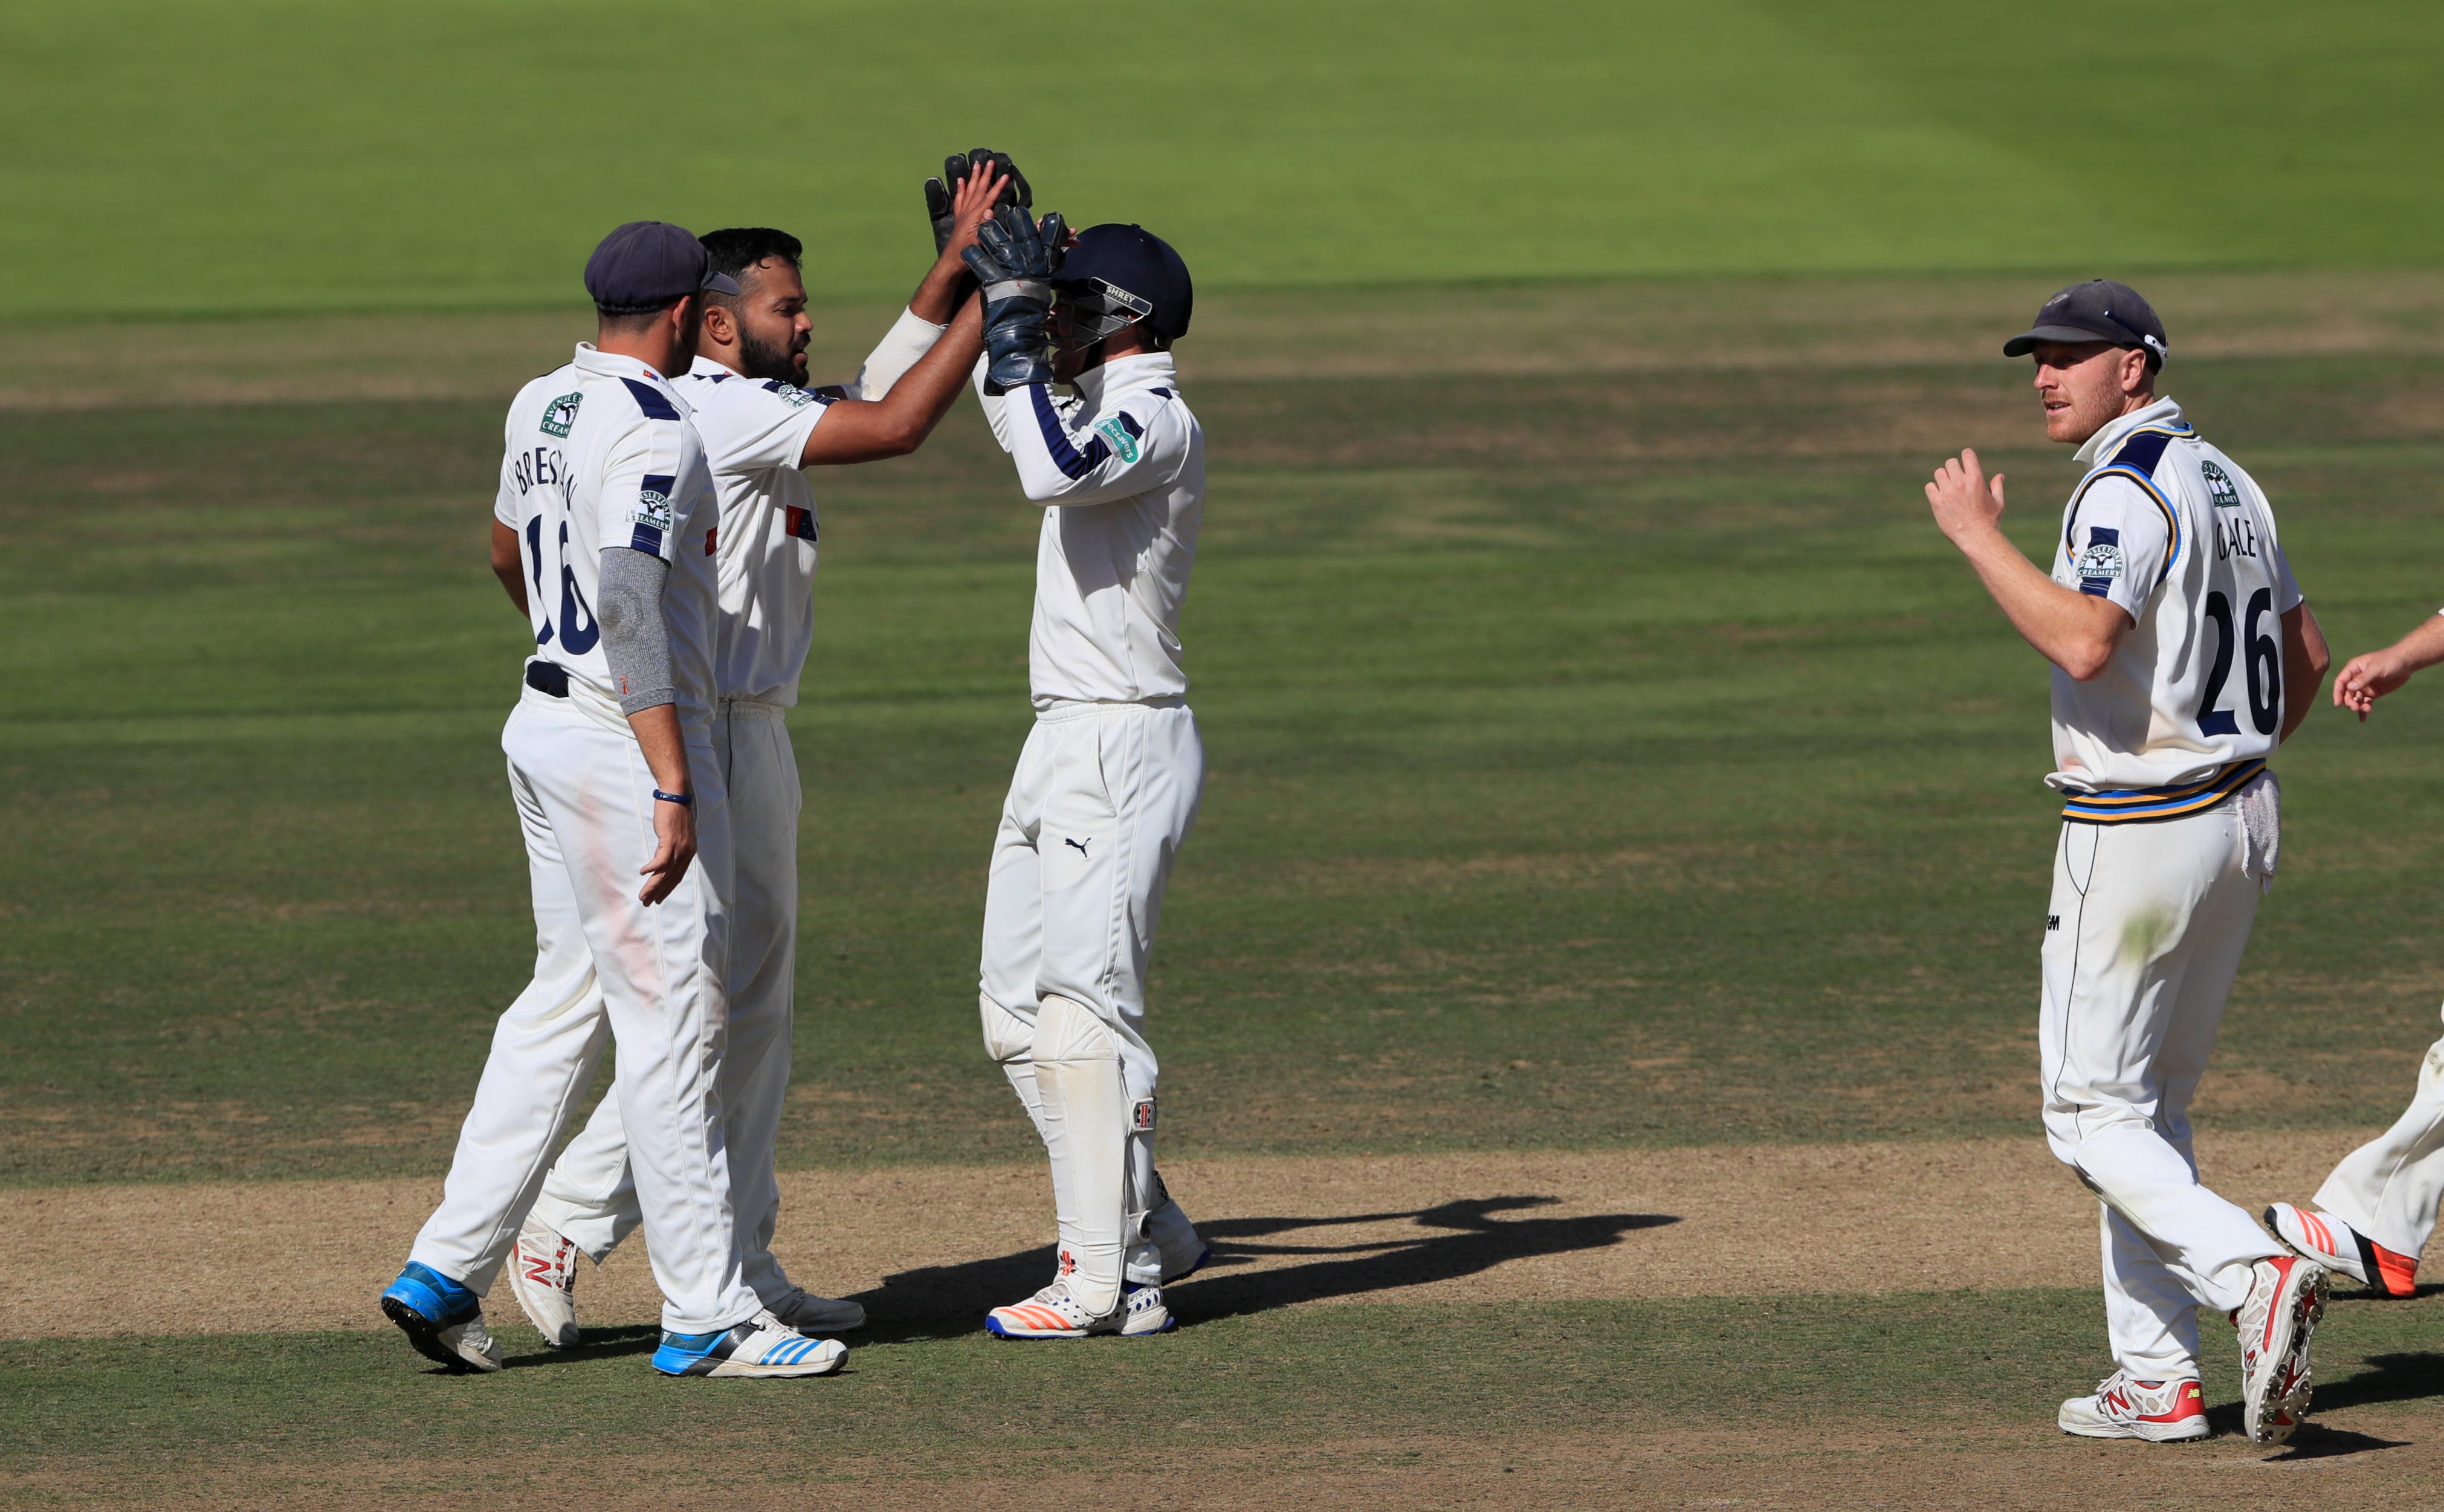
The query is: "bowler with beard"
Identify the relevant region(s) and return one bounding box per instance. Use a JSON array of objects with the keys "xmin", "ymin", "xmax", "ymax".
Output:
[{"xmin": 502, "ymin": 160, "xmax": 1010, "ymax": 1346}]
